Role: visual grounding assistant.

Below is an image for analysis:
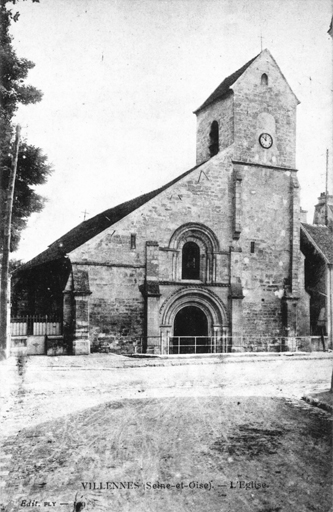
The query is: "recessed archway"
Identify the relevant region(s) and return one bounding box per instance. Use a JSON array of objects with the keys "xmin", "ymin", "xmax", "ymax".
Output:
[
  {"xmin": 173, "ymin": 305, "xmax": 208, "ymax": 354},
  {"xmin": 168, "ymin": 223, "xmax": 220, "ymax": 283}
]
